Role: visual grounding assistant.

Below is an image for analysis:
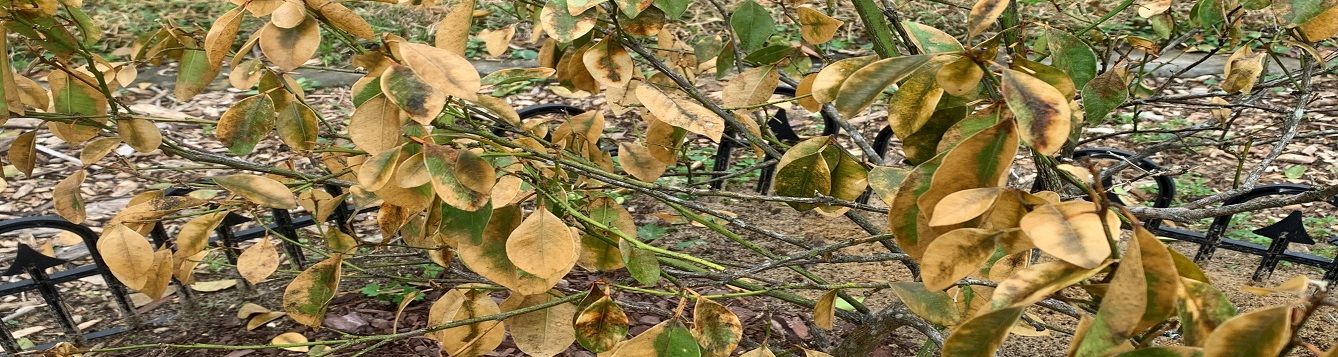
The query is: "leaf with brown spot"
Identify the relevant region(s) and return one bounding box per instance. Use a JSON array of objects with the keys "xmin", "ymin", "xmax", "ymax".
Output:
[
  {"xmin": 582, "ymin": 38, "xmax": 634, "ymax": 88},
  {"xmin": 282, "ymin": 255, "xmax": 342, "ymax": 327},
  {"xmin": 216, "ymin": 94, "xmax": 276, "ymax": 156},
  {"xmin": 398, "ymin": 42, "xmax": 481, "ymax": 101},
  {"xmin": 1001, "ymin": 69, "xmax": 1071, "ymax": 156},
  {"xmin": 1179, "ymin": 278, "xmax": 1237, "ymax": 346},
  {"xmin": 380, "ymin": 65, "xmax": 445, "ymax": 124},
  {"xmin": 258, "ymin": 16, "xmax": 321, "ymax": 72},
  {"xmin": 53, "ymin": 170, "xmax": 87, "ymax": 224},
  {"xmin": 1221, "ymin": 46, "xmax": 1265, "ymax": 94},
  {"xmin": 215, "ymin": 174, "xmax": 298, "ymax": 209}
]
